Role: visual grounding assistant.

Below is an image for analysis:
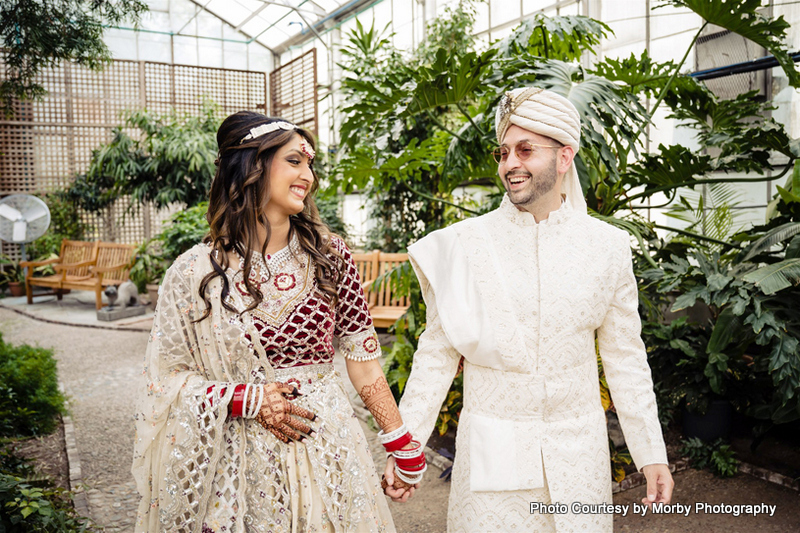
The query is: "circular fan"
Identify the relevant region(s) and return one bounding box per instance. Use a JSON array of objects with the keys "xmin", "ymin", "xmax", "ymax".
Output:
[
  {"xmin": 0, "ymin": 195, "xmax": 51, "ymax": 267},
  {"xmin": 0, "ymin": 194, "xmax": 51, "ymax": 244}
]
